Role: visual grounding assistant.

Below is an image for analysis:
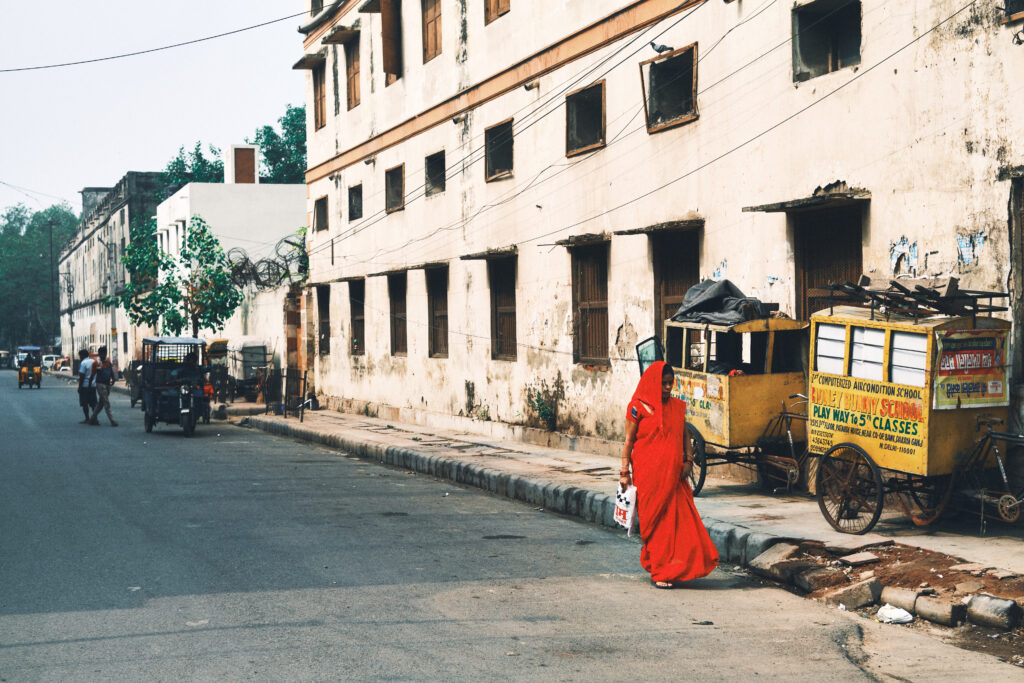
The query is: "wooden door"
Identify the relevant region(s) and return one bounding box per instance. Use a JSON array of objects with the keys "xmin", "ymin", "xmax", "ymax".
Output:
[{"xmin": 795, "ymin": 206, "xmax": 863, "ymax": 319}]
